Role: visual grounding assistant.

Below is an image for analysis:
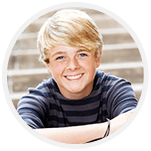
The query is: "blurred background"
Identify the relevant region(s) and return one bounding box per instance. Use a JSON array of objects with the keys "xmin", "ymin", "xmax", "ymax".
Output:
[{"xmin": 7, "ymin": 8, "xmax": 143, "ymax": 109}]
